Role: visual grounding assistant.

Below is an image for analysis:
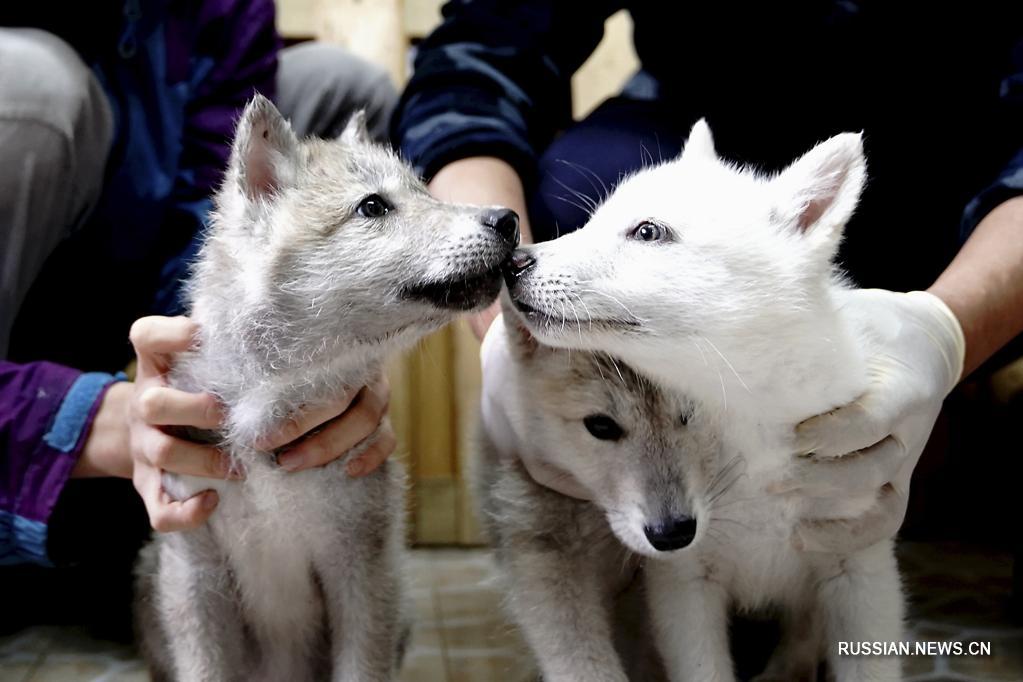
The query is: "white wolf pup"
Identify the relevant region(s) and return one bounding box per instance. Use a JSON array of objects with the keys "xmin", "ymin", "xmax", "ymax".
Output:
[
  {"xmin": 502, "ymin": 121, "xmax": 906, "ymax": 681},
  {"xmin": 135, "ymin": 95, "xmax": 519, "ymax": 682},
  {"xmin": 476, "ymin": 299, "xmax": 729, "ymax": 682}
]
